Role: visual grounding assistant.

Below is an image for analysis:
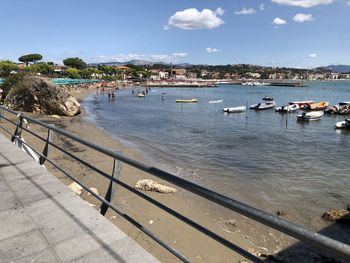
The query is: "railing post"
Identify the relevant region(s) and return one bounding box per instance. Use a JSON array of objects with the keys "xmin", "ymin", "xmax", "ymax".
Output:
[
  {"xmin": 100, "ymin": 151, "xmax": 121, "ymax": 216},
  {"xmin": 39, "ymin": 128, "xmax": 53, "ymax": 165}
]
